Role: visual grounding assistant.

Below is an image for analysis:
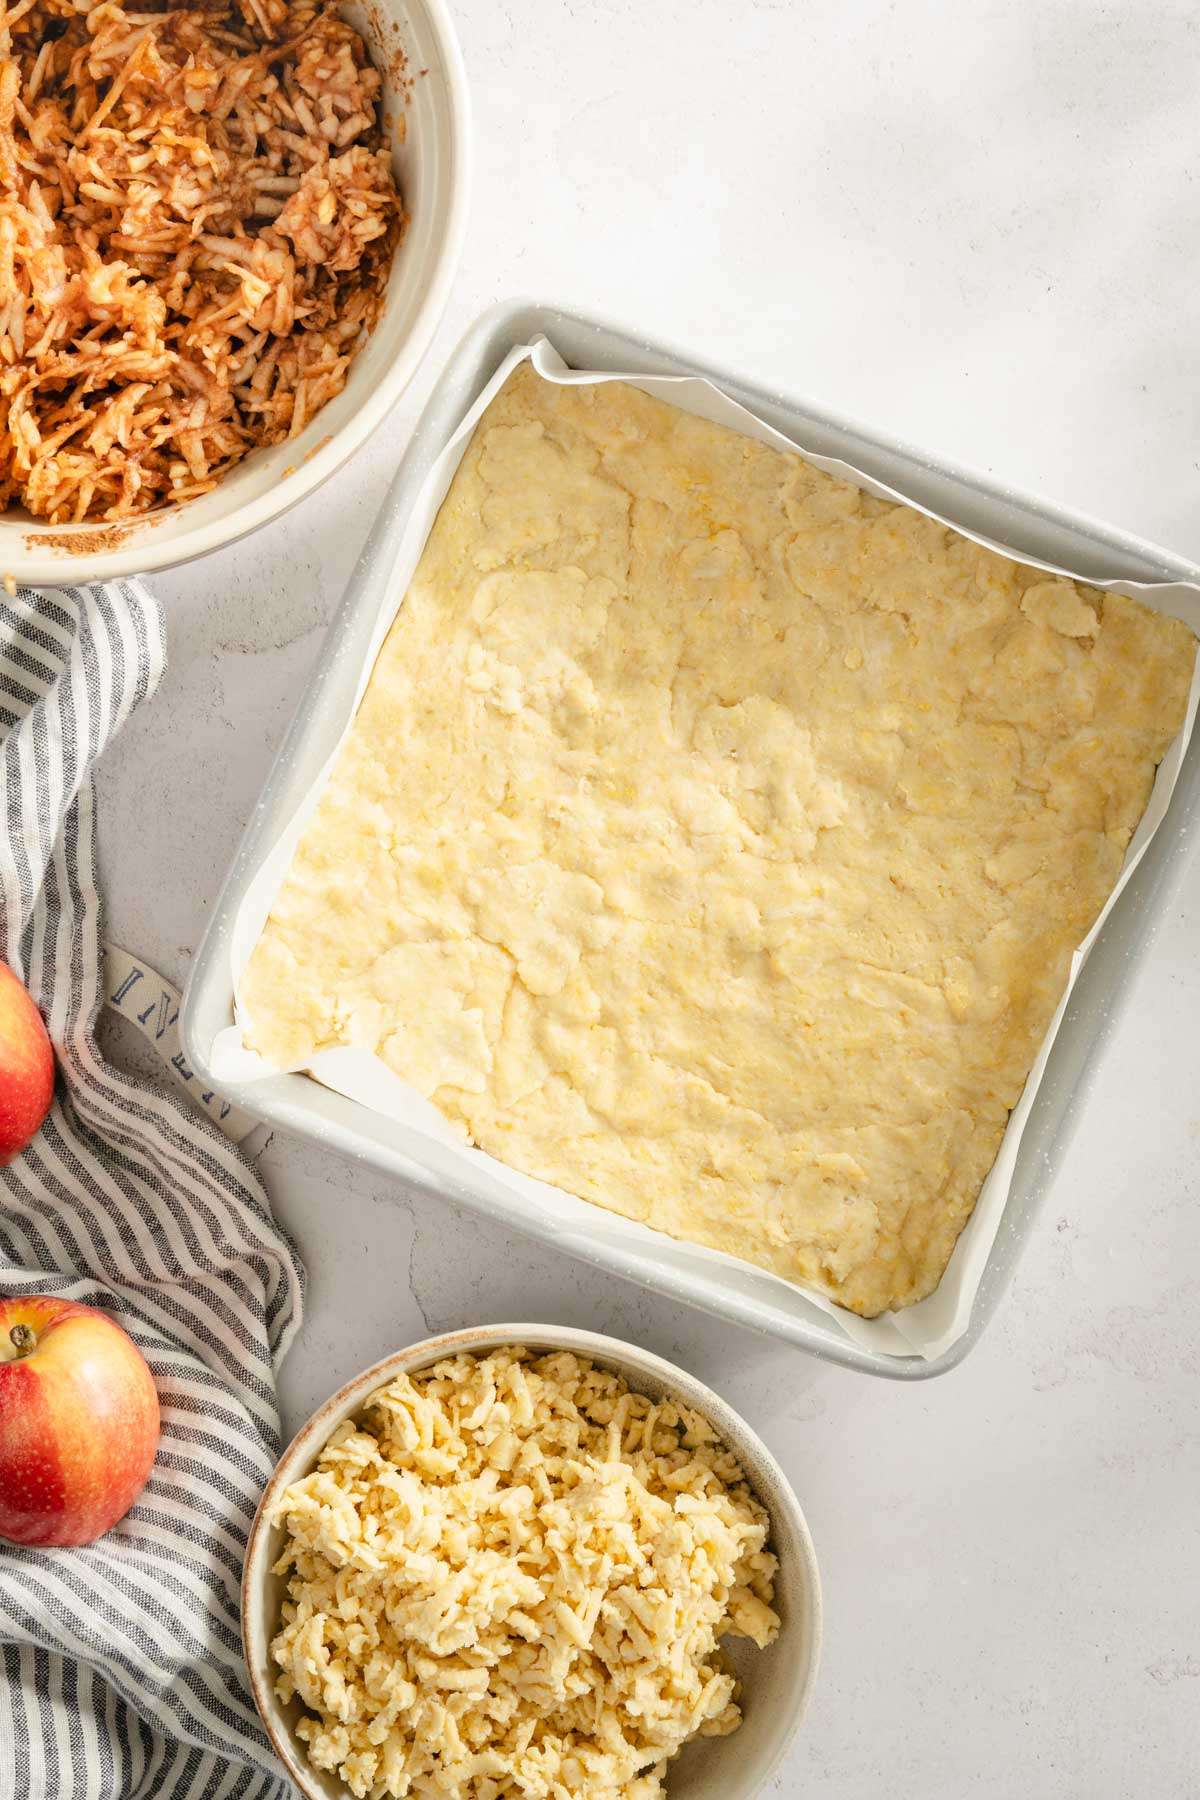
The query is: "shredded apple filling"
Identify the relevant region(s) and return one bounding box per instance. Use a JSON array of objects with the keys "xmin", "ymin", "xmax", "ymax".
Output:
[{"xmin": 0, "ymin": 0, "xmax": 403, "ymax": 522}]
